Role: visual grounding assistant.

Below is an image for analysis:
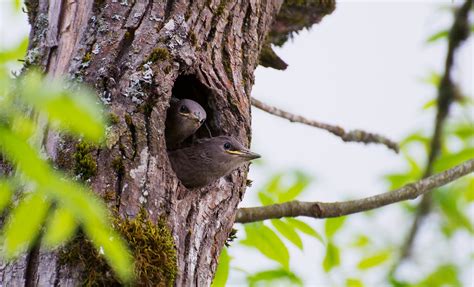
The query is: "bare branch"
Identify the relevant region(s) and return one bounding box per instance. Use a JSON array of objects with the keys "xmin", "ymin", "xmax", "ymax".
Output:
[
  {"xmin": 251, "ymin": 97, "xmax": 399, "ymax": 153},
  {"xmin": 396, "ymin": 0, "xmax": 472, "ymax": 265},
  {"xmin": 235, "ymin": 159, "xmax": 474, "ymax": 223}
]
